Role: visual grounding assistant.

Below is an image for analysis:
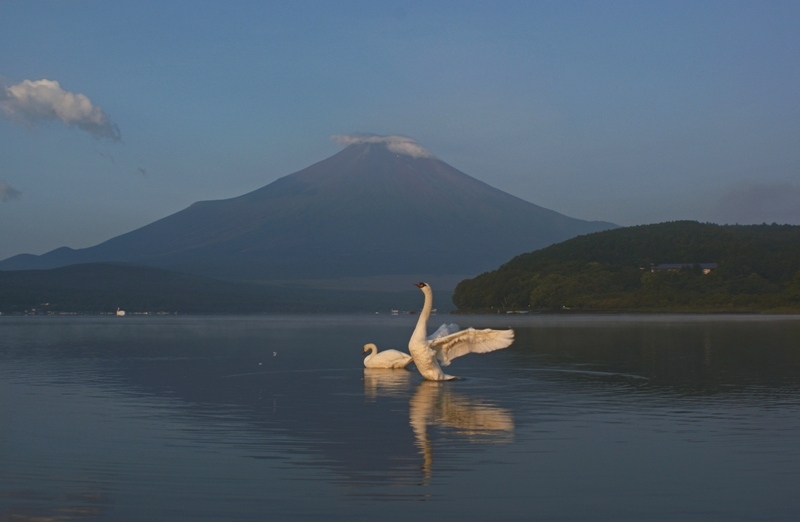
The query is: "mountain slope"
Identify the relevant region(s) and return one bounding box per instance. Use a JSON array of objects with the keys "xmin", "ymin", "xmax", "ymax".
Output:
[{"xmin": 0, "ymin": 139, "xmax": 616, "ymax": 281}]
